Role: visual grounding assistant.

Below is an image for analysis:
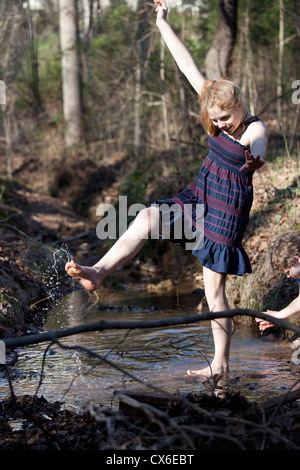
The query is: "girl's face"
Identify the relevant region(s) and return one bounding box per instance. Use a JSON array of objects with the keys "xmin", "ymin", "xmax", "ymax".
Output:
[
  {"xmin": 283, "ymin": 256, "xmax": 300, "ymax": 279},
  {"xmin": 208, "ymin": 103, "xmax": 244, "ymax": 136}
]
